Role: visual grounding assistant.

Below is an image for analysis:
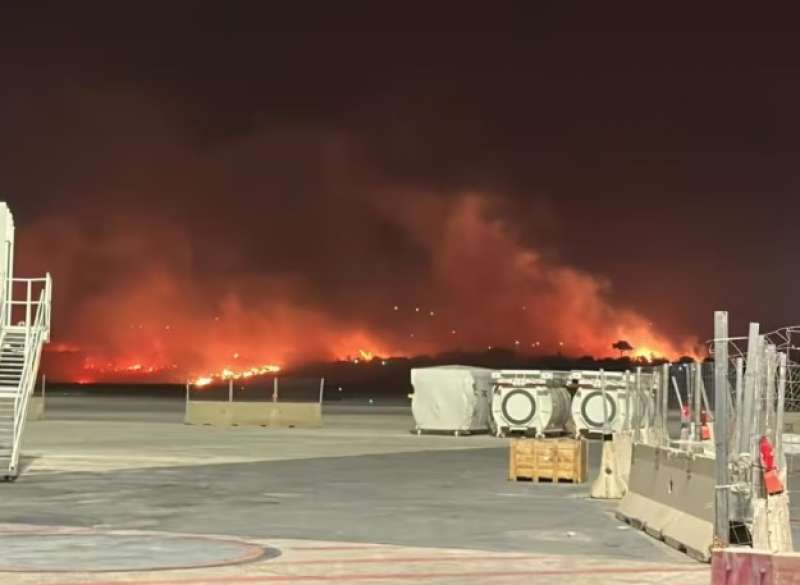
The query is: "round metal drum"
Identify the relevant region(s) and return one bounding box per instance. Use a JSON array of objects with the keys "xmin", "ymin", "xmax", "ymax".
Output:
[
  {"xmin": 492, "ymin": 384, "xmax": 571, "ymax": 436},
  {"xmin": 571, "ymin": 387, "xmax": 628, "ymax": 436},
  {"xmin": 501, "ymin": 389, "xmax": 536, "ymax": 425}
]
